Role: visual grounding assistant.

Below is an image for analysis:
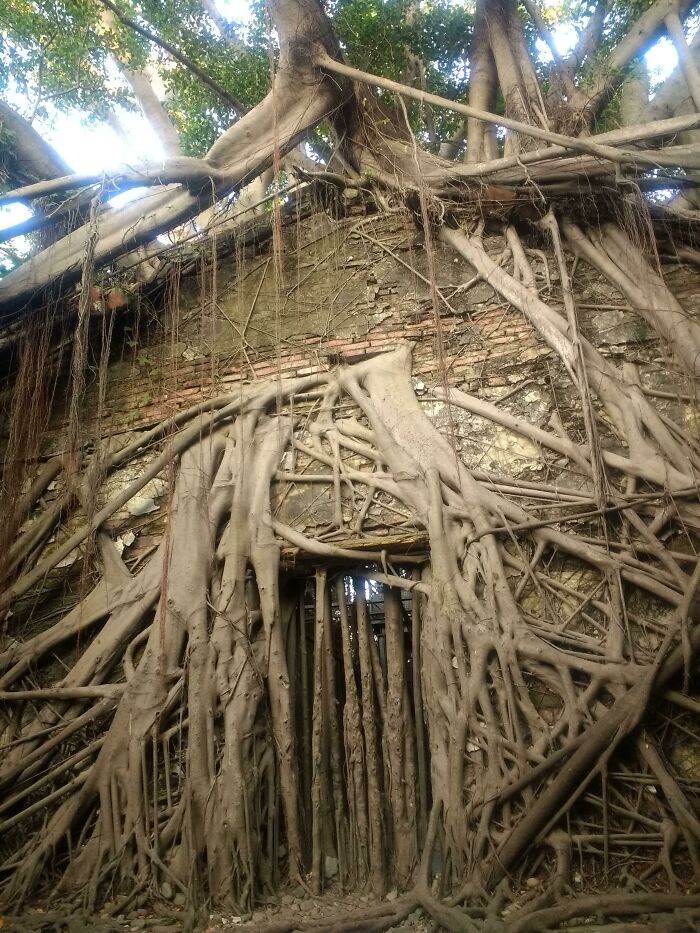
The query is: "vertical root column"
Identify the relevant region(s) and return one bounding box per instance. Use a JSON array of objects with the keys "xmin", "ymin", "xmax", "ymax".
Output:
[
  {"xmin": 355, "ymin": 581, "xmax": 387, "ymax": 895},
  {"xmin": 336, "ymin": 576, "xmax": 370, "ymax": 886},
  {"xmin": 383, "ymin": 585, "xmax": 418, "ymax": 887},
  {"xmin": 311, "ymin": 568, "xmax": 328, "ymax": 894}
]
